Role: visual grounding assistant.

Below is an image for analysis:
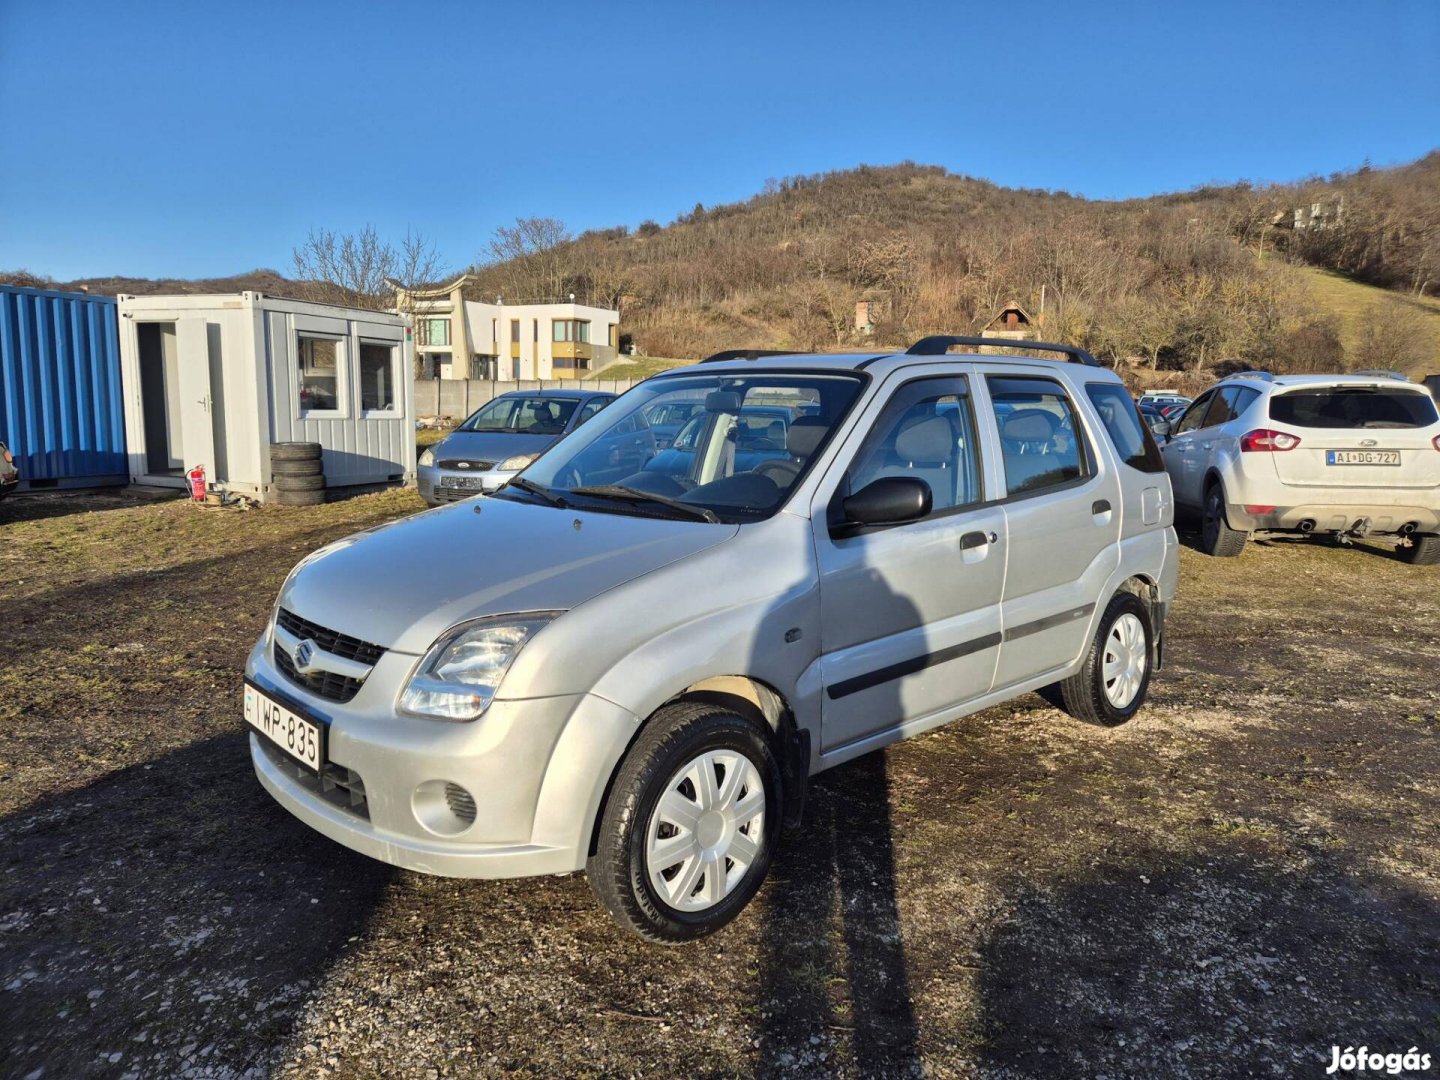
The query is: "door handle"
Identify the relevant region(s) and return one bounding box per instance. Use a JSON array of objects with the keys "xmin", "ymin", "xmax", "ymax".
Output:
[
  {"xmin": 960, "ymin": 530, "xmax": 996, "ymax": 550},
  {"xmin": 1092, "ymin": 499, "xmax": 1112, "ymax": 515}
]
